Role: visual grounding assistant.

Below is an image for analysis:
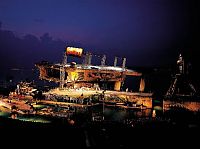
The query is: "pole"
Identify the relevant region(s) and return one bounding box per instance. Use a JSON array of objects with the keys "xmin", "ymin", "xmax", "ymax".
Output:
[
  {"xmin": 60, "ymin": 52, "xmax": 67, "ymax": 90},
  {"xmin": 114, "ymin": 56, "xmax": 118, "ymax": 67},
  {"xmin": 102, "ymin": 91, "xmax": 105, "ymax": 121}
]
